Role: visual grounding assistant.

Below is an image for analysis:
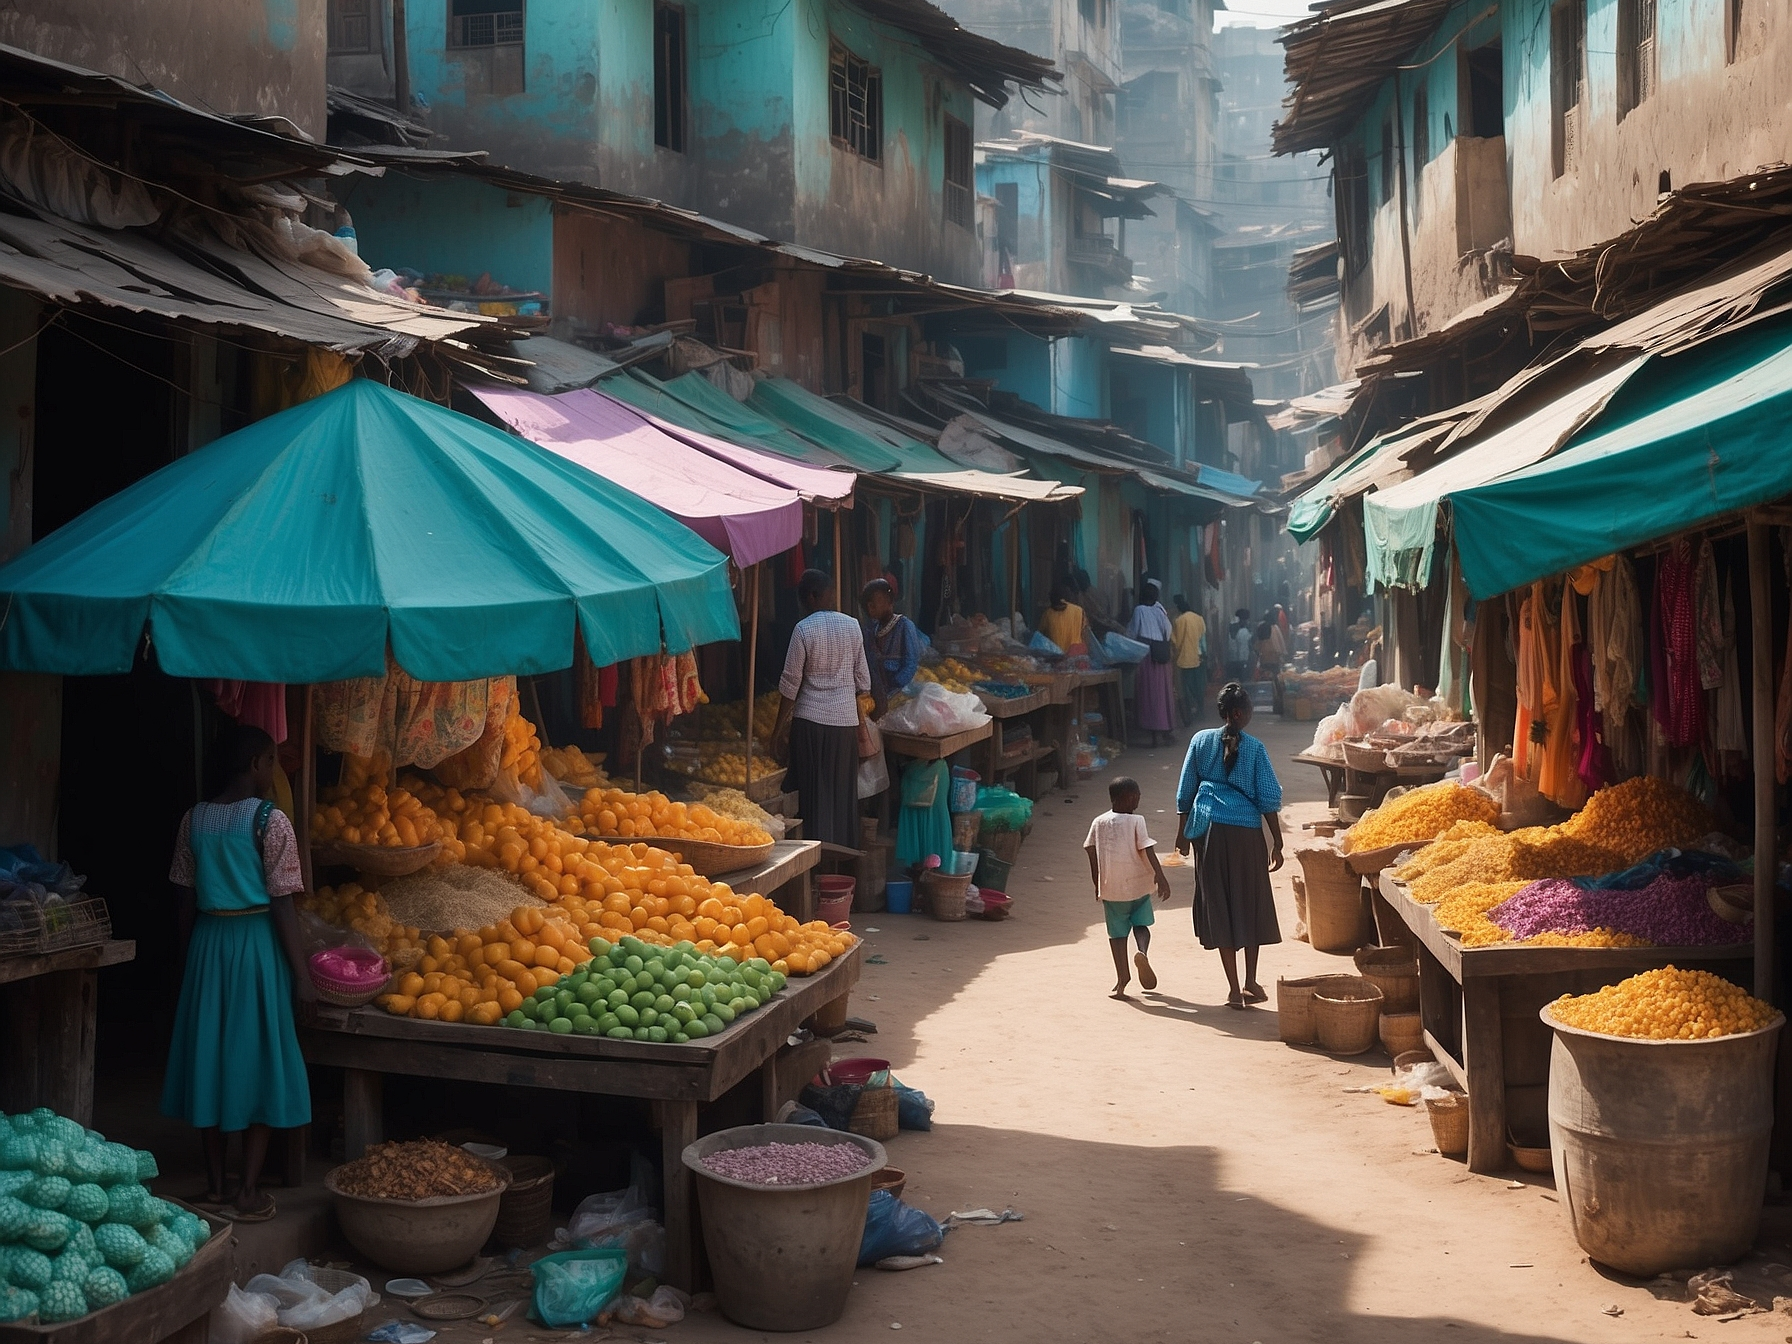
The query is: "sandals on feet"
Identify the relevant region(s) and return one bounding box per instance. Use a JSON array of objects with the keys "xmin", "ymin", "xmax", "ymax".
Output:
[
  {"xmin": 1243, "ymin": 983, "xmax": 1267, "ymax": 1003},
  {"xmin": 226, "ymin": 1193, "xmax": 276, "ymax": 1223},
  {"xmin": 1225, "ymin": 992, "xmax": 1247, "ymax": 1010},
  {"xmin": 1134, "ymin": 952, "xmax": 1158, "ymax": 991}
]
